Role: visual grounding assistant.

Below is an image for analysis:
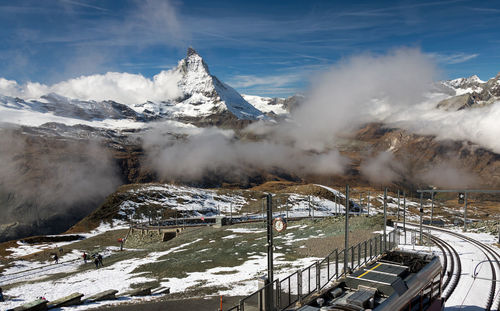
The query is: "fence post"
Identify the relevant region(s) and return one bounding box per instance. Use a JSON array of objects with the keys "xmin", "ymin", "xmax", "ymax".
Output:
[
  {"xmin": 297, "ymin": 269, "xmax": 302, "ymax": 302},
  {"xmin": 275, "ymin": 279, "xmax": 280, "ymax": 309},
  {"xmin": 335, "ymin": 250, "xmax": 339, "ymax": 280},
  {"xmin": 327, "ymin": 255, "xmax": 330, "ymax": 280},
  {"xmin": 364, "ymin": 241, "xmax": 367, "ymax": 265},
  {"xmin": 379, "ymin": 236, "xmax": 386, "ymax": 255},
  {"xmin": 351, "ymin": 247, "xmax": 354, "ymax": 270},
  {"xmin": 370, "ymin": 238, "xmax": 373, "ymax": 260},
  {"xmin": 357, "ymin": 243, "xmax": 361, "ymax": 268},
  {"xmin": 316, "ymin": 261, "xmax": 320, "ymax": 291}
]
